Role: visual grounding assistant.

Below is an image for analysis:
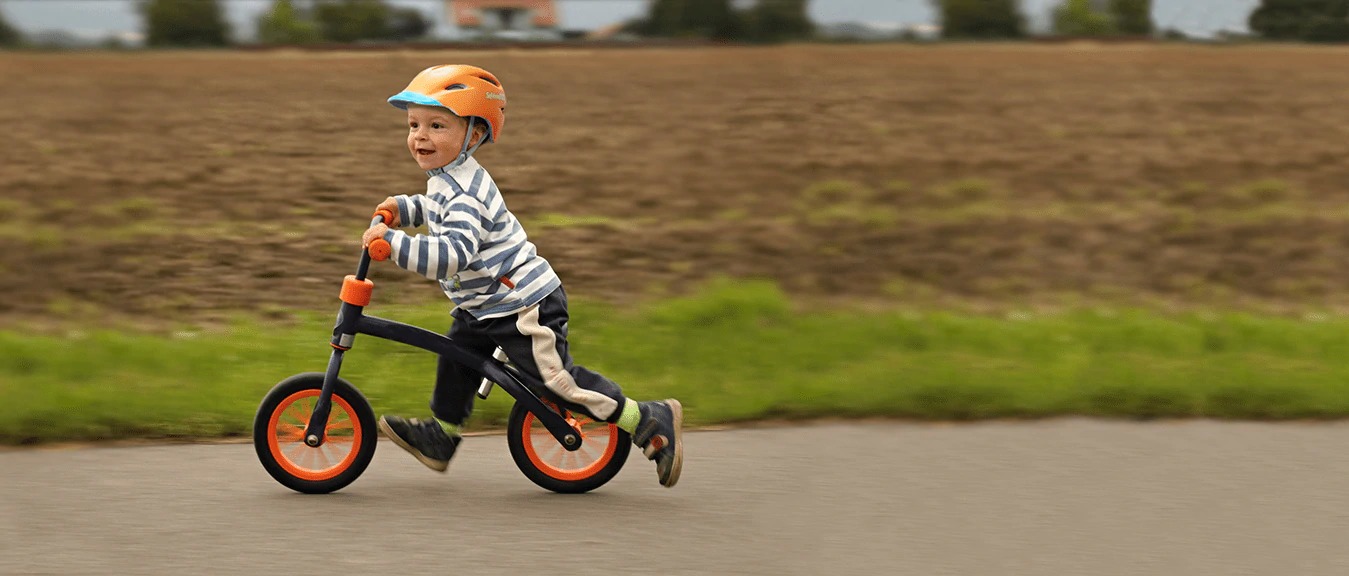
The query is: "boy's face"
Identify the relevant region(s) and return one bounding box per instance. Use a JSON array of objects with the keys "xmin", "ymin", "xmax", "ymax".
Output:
[{"xmin": 406, "ymin": 104, "xmax": 480, "ymax": 170}]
